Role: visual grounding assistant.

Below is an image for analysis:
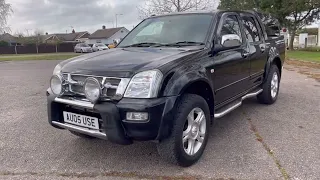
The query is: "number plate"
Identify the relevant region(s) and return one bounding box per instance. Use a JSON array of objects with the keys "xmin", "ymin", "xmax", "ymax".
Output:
[{"xmin": 63, "ymin": 112, "xmax": 99, "ymax": 130}]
